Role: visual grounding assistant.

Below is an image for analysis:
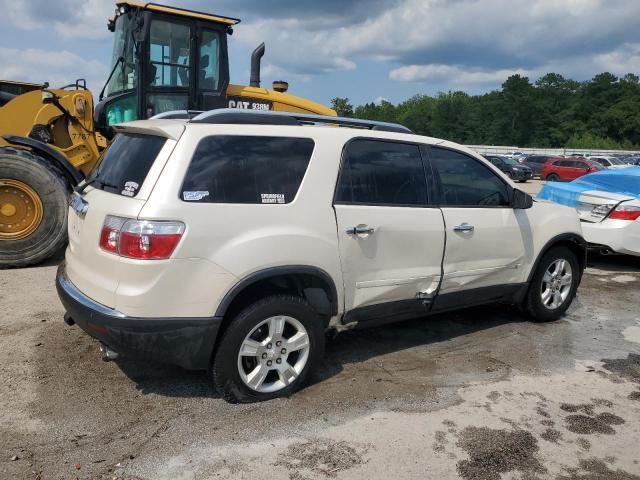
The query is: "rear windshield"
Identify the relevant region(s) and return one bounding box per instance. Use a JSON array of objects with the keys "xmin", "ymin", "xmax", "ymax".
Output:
[
  {"xmin": 87, "ymin": 133, "xmax": 167, "ymax": 197},
  {"xmin": 181, "ymin": 135, "xmax": 315, "ymax": 204}
]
